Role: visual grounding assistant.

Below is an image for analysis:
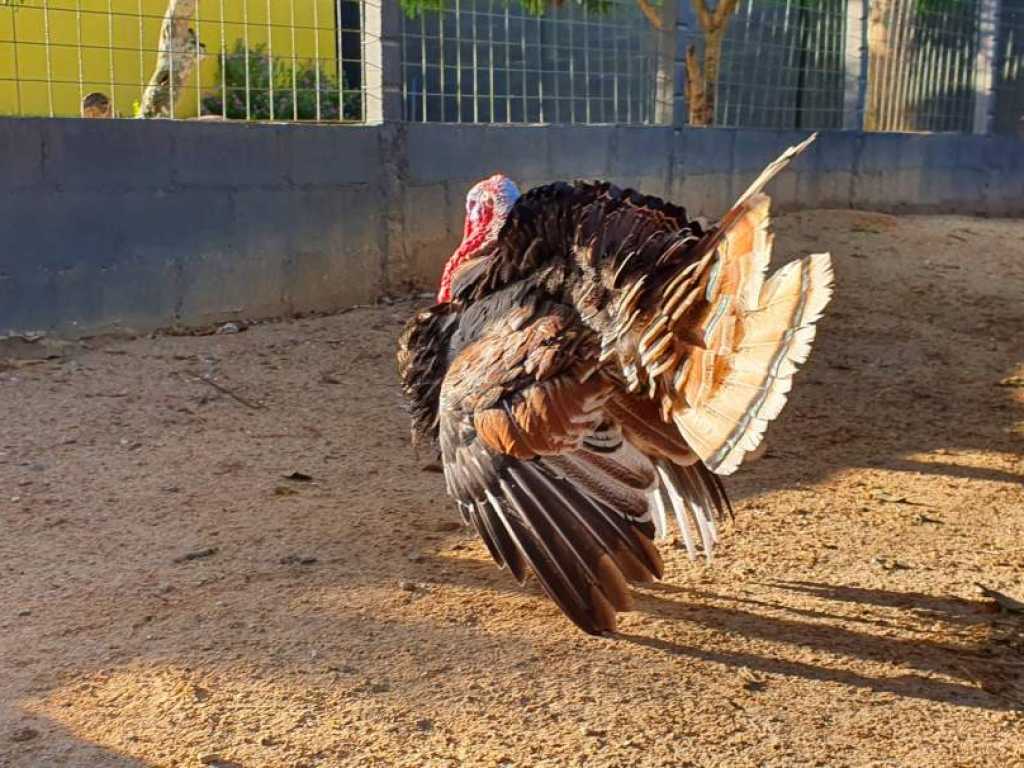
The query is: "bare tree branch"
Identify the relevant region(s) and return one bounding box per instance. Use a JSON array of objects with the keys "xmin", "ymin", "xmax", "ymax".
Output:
[
  {"xmin": 712, "ymin": 0, "xmax": 742, "ymax": 28},
  {"xmin": 690, "ymin": 0, "xmax": 714, "ymax": 32},
  {"xmin": 635, "ymin": 0, "xmax": 665, "ymax": 30}
]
